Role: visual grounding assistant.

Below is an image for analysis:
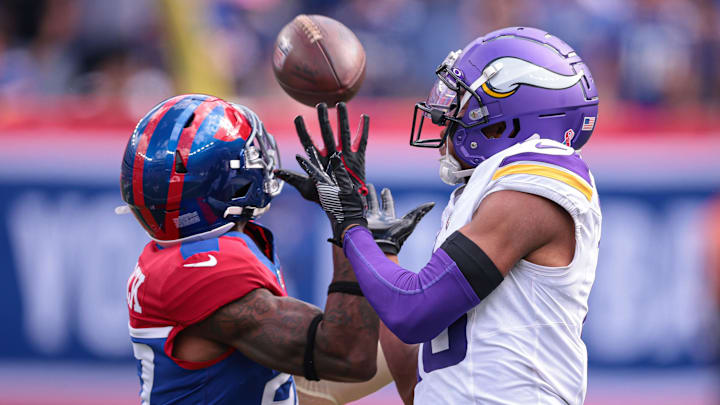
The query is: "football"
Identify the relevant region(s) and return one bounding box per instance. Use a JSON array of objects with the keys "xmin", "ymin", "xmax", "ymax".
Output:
[{"xmin": 272, "ymin": 14, "xmax": 366, "ymax": 107}]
